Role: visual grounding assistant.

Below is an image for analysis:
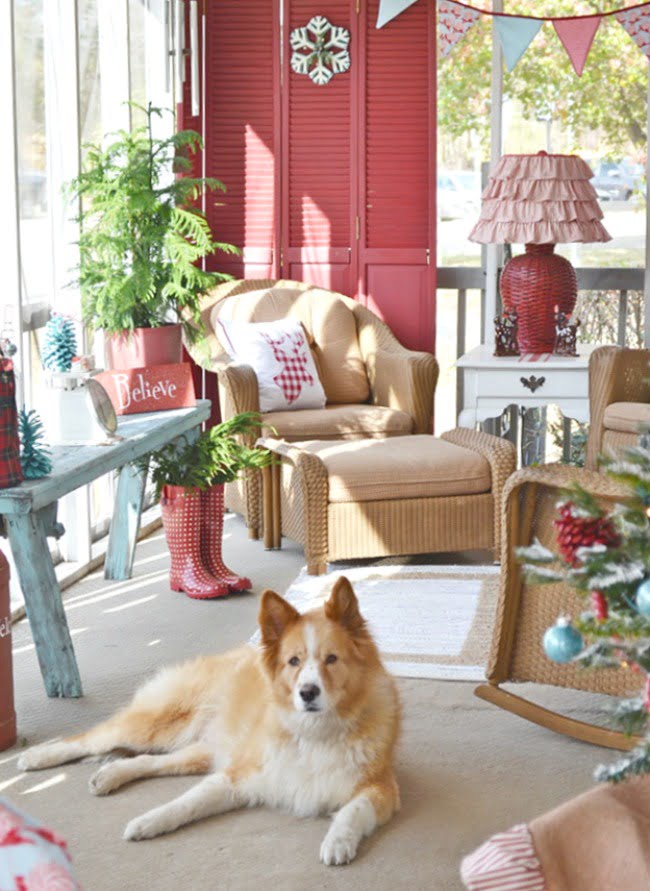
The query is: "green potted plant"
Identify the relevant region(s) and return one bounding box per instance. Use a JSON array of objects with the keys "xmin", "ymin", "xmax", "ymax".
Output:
[
  {"xmin": 146, "ymin": 413, "xmax": 272, "ymax": 600},
  {"xmin": 69, "ymin": 103, "xmax": 239, "ymax": 370}
]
